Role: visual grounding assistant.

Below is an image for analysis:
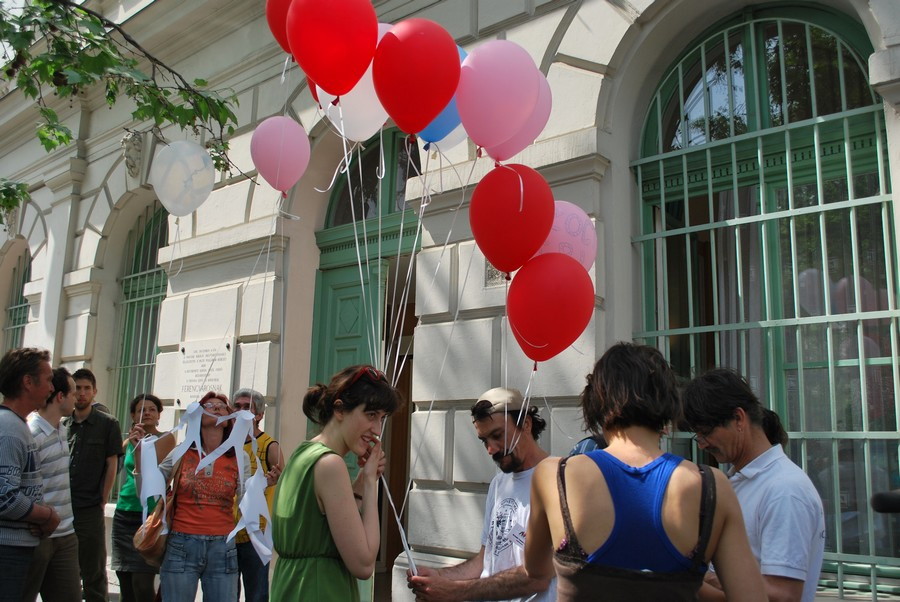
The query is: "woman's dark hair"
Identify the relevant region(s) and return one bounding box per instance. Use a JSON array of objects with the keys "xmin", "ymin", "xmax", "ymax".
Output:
[
  {"xmin": 129, "ymin": 393, "xmax": 163, "ymax": 415},
  {"xmin": 682, "ymin": 368, "xmax": 788, "ymax": 446},
  {"xmin": 581, "ymin": 342, "xmax": 680, "ymax": 435},
  {"xmin": 197, "ymin": 391, "xmax": 235, "ymax": 456},
  {"xmin": 303, "ymin": 365, "xmax": 401, "ymax": 426}
]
